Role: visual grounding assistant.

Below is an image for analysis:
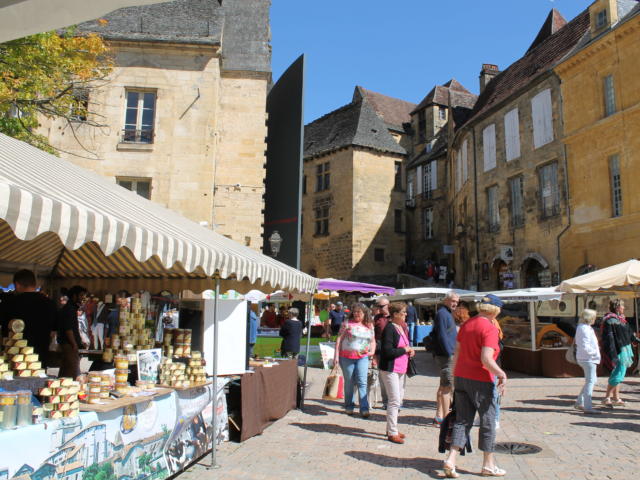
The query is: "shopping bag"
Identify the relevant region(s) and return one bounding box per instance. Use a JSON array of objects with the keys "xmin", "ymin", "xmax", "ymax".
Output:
[
  {"xmin": 407, "ymin": 357, "xmax": 419, "ymax": 378},
  {"xmin": 322, "ymin": 367, "xmax": 344, "ymax": 400},
  {"xmin": 564, "ymin": 343, "xmax": 577, "ymax": 365}
]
